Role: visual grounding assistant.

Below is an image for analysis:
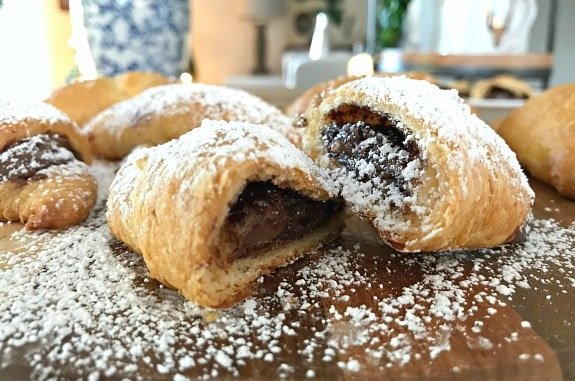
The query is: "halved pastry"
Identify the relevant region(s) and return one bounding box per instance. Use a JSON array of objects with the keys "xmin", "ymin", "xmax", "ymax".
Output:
[
  {"xmin": 84, "ymin": 83, "xmax": 297, "ymax": 160},
  {"xmin": 107, "ymin": 119, "xmax": 342, "ymax": 308},
  {"xmin": 0, "ymin": 102, "xmax": 97, "ymax": 230},
  {"xmin": 304, "ymin": 76, "xmax": 533, "ymax": 252},
  {"xmin": 45, "ymin": 71, "xmax": 172, "ymax": 126},
  {"xmin": 470, "ymin": 75, "xmax": 533, "ymax": 99}
]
